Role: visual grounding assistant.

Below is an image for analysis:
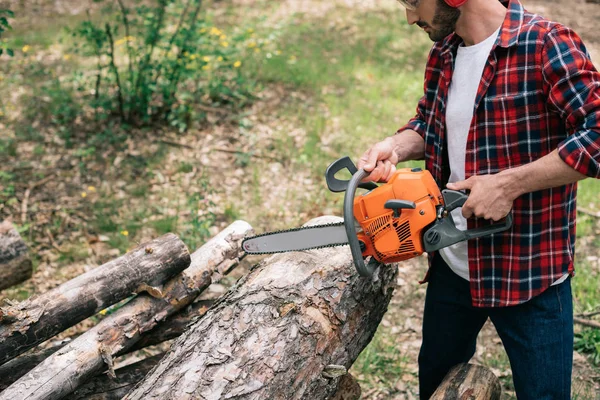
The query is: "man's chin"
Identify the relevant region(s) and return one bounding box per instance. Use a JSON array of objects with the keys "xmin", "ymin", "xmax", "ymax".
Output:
[{"xmin": 428, "ymin": 30, "xmax": 453, "ymax": 42}]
